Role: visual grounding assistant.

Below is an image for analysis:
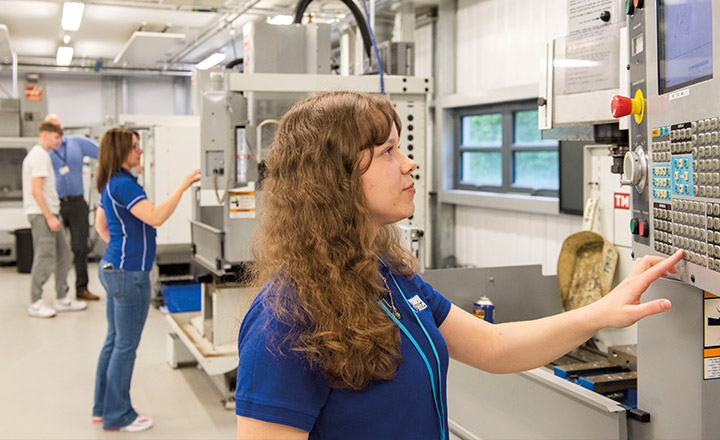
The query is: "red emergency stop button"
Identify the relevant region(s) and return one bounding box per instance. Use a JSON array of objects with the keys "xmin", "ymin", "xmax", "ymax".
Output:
[
  {"xmin": 611, "ymin": 89, "xmax": 645, "ymax": 123},
  {"xmin": 639, "ymin": 220, "xmax": 649, "ymax": 237},
  {"xmin": 611, "ymin": 96, "xmax": 633, "ymax": 118},
  {"xmin": 630, "ymin": 218, "xmax": 639, "ymax": 235}
]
